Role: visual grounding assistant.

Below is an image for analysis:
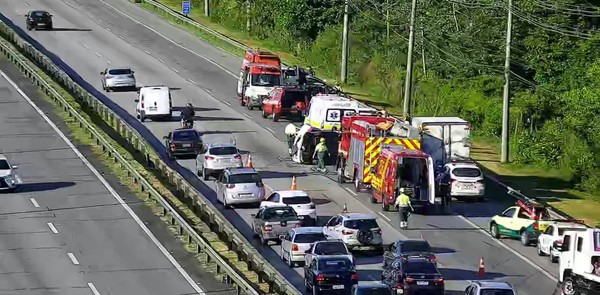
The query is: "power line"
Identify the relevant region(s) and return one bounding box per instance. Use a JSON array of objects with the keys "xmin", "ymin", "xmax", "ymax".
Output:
[
  {"xmin": 527, "ymin": 0, "xmax": 600, "ymax": 17},
  {"xmin": 508, "ymin": 5, "xmax": 594, "ymax": 39}
]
